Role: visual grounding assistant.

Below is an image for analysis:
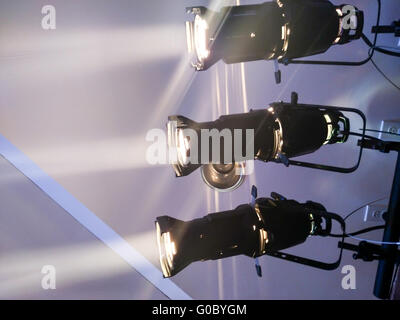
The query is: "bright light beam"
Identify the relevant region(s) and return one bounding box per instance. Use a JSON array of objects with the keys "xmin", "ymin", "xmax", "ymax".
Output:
[
  {"xmin": 0, "ymin": 133, "xmax": 191, "ymax": 300},
  {"xmin": 0, "ymin": 230, "xmax": 158, "ymax": 298},
  {"xmin": 19, "ymin": 135, "xmax": 154, "ymax": 179},
  {"xmin": 0, "ymin": 26, "xmax": 184, "ymax": 78}
]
